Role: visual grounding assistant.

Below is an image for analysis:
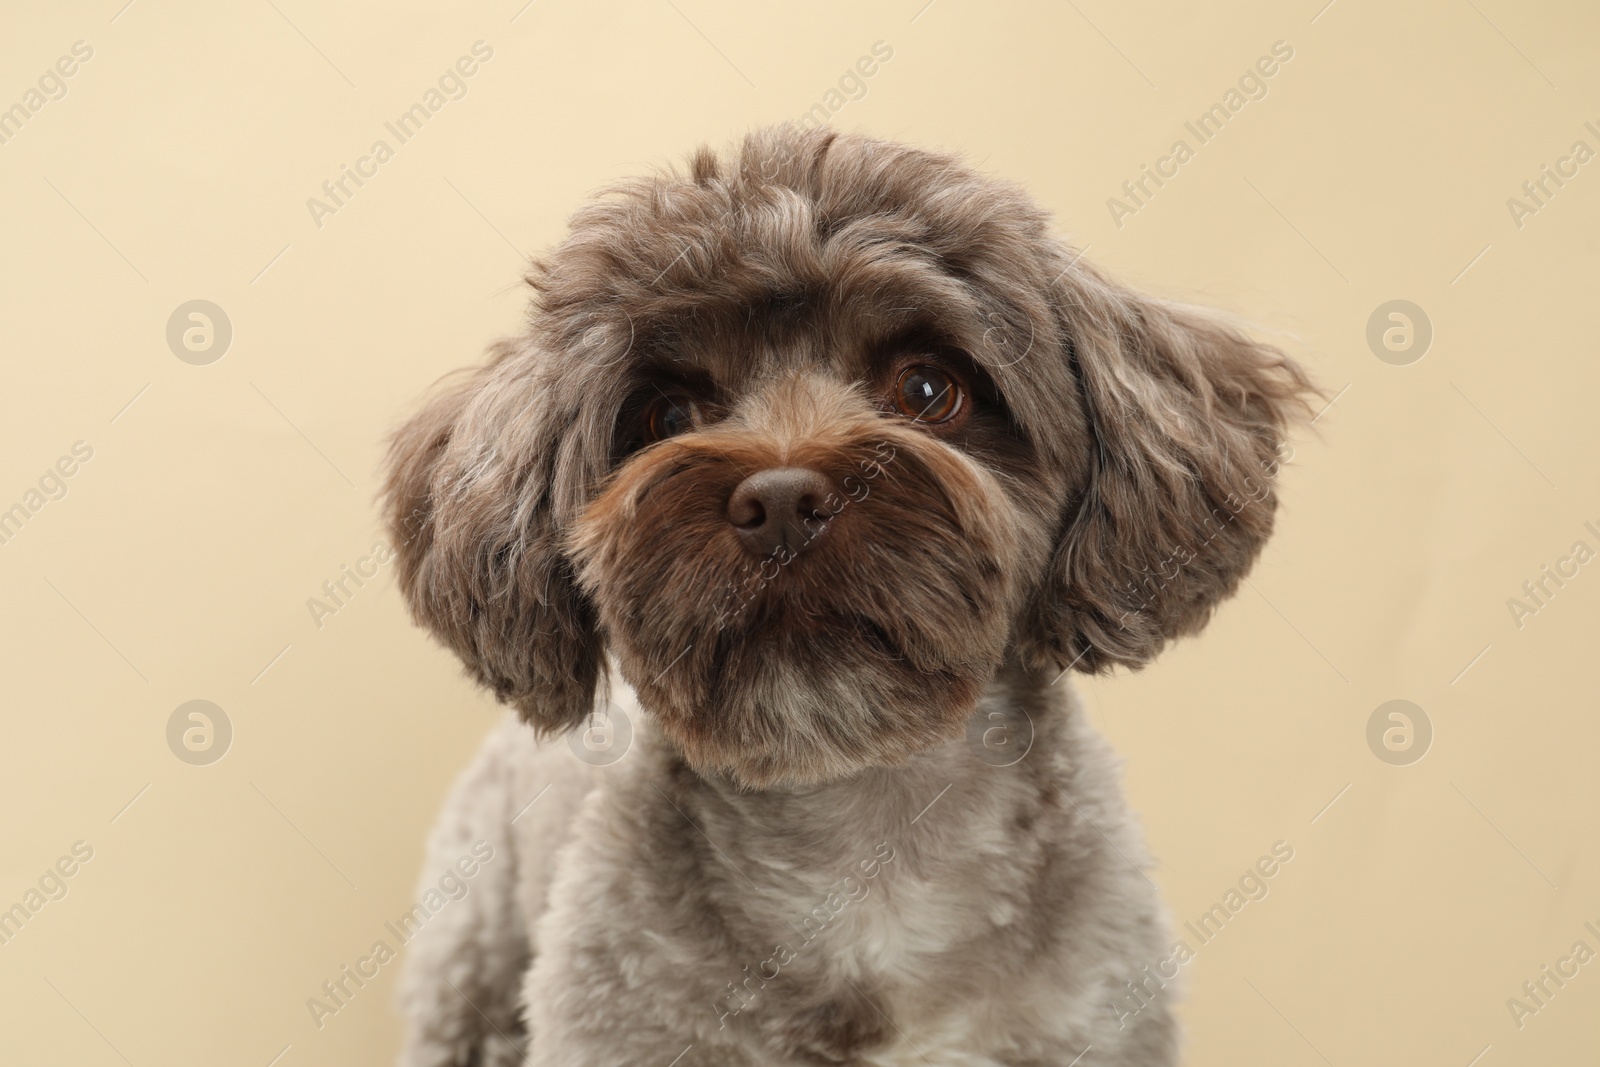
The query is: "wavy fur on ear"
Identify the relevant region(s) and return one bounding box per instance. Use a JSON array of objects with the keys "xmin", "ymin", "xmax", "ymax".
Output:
[
  {"xmin": 382, "ymin": 340, "xmax": 603, "ymax": 734},
  {"xmin": 1018, "ymin": 254, "xmax": 1318, "ymax": 673}
]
